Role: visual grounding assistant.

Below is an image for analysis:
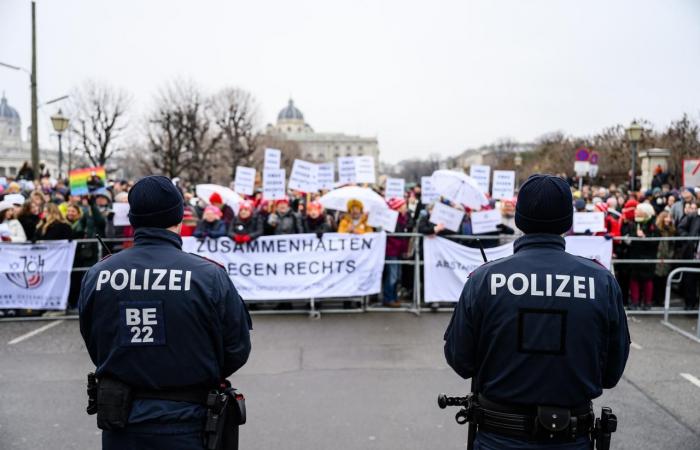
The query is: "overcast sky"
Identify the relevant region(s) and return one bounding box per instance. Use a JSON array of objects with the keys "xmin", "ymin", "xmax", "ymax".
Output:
[{"xmin": 1, "ymin": 0, "xmax": 699, "ymax": 164}]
